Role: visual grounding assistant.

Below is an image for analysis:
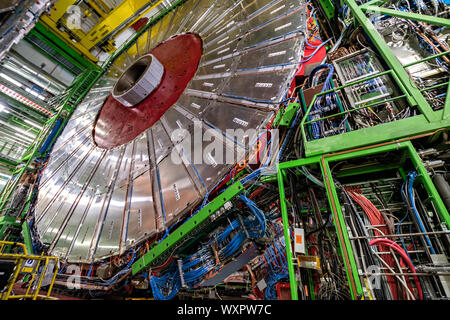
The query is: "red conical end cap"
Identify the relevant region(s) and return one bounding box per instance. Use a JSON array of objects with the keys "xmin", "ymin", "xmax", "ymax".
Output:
[{"xmin": 93, "ymin": 33, "xmax": 203, "ymax": 149}]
